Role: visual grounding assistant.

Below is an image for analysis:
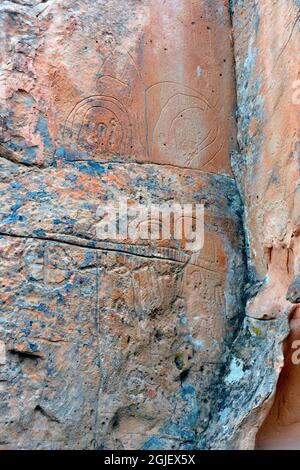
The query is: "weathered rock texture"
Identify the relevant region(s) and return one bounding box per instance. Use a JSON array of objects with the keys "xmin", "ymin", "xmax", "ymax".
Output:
[
  {"xmin": 0, "ymin": 0, "xmax": 298, "ymax": 450},
  {"xmin": 206, "ymin": 0, "xmax": 299, "ymax": 450},
  {"xmin": 0, "ymin": 0, "xmax": 246, "ymax": 450}
]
